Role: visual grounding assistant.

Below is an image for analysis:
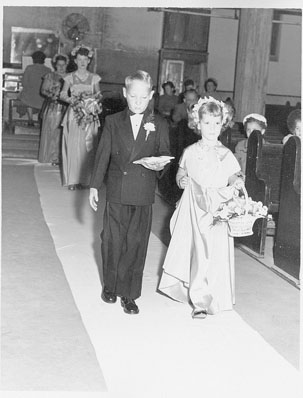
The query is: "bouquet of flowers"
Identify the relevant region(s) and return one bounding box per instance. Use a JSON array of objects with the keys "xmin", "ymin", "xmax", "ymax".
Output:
[
  {"xmin": 71, "ymin": 92, "xmax": 103, "ymax": 130},
  {"xmin": 213, "ymin": 190, "xmax": 268, "ymax": 237},
  {"xmin": 44, "ymin": 82, "xmax": 62, "ymax": 101}
]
